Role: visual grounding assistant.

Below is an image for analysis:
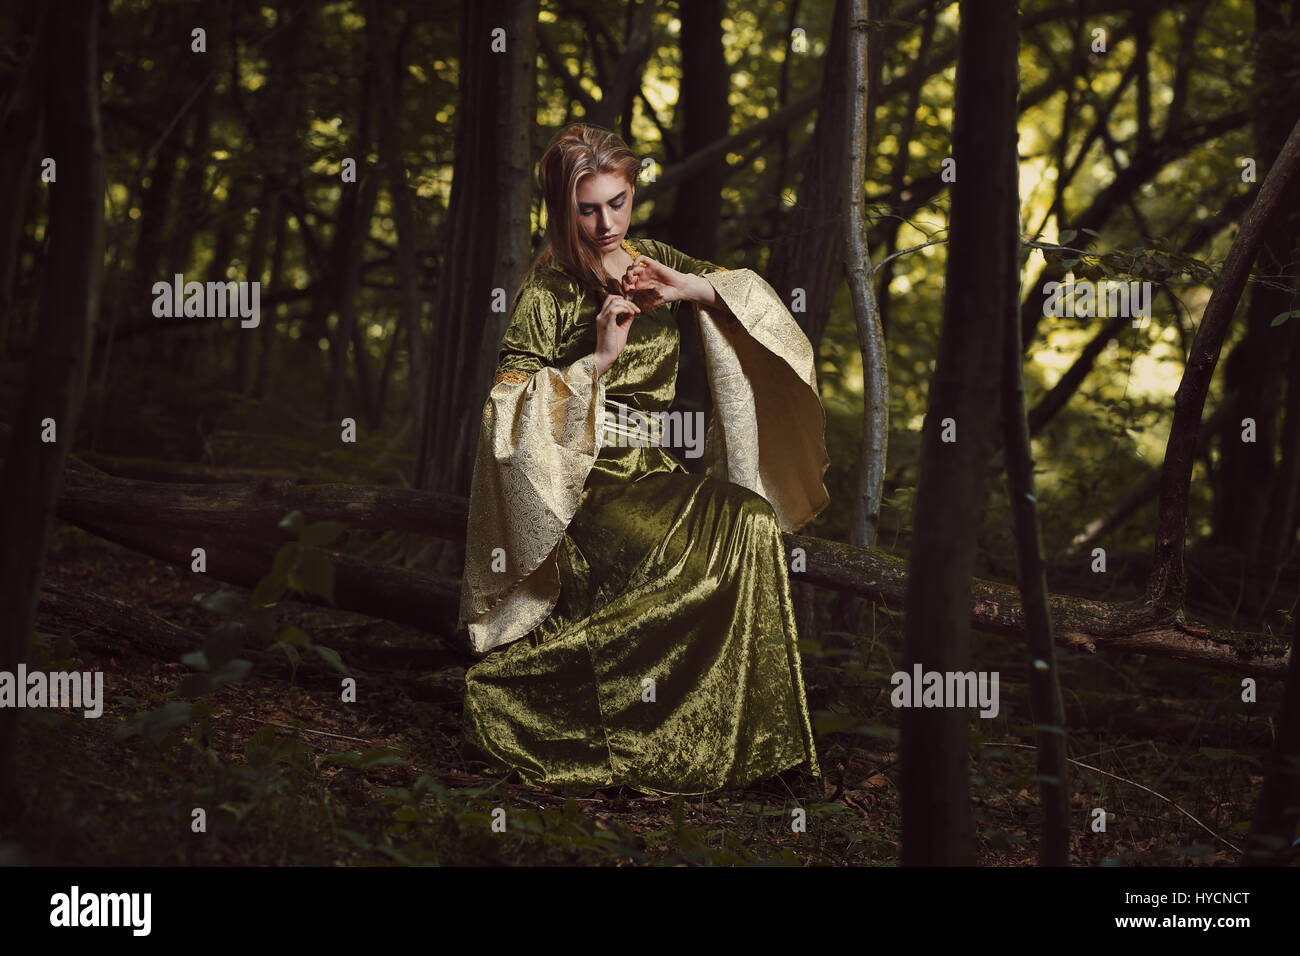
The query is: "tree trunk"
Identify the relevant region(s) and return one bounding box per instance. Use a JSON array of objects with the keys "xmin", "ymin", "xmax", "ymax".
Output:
[
  {"xmin": 252, "ymin": 1, "xmax": 312, "ymax": 401},
  {"xmin": 367, "ymin": 0, "xmax": 428, "ymax": 437},
  {"xmin": 0, "ymin": 3, "xmax": 46, "ymax": 369},
  {"xmin": 1211, "ymin": 0, "xmax": 1300, "ymax": 558},
  {"xmin": 323, "ymin": 92, "xmax": 381, "ymax": 428},
  {"xmin": 165, "ymin": 83, "xmax": 212, "ymax": 280},
  {"xmin": 875, "ymin": 0, "xmax": 936, "ymax": 340},
  {"xmin": 666, "ymin": 0, "xmax": 729, "ymax": 468},
  {"xmin": 901, "ymin": 0, "xmax": 1018, "ymax": 867},
  {"xmin": 832, "ymin": 0, "xmax": 890, "ymax": 640},
  {"xmin": 0, "ymin": 0, "xmax": 104, "ymax": 816},
  {"xmin": 668, "ymin": 0, "xmax": 728, "ymax": 262},
  {"xmin": 844, "ymin": 4, "xmax": 888, "ymax": 554},
  {"xmin": 1149, "ymin": 115, "xmax": 1300, "ymax": 610},
  {"xmin": 1242, "ymin": 622, "xmax": 1300, "ymax": 865},
  {"xmin": 416, "ymin": 0, "xmax": 537, "ymax": 520},
  {"xmin": 472, "ymin": 0, "xmax": 538, "ymax": 451},
  {"xmin": 764, "ymin": 0, "xmax": 851, "ymax": 355},
  {"xmin": 999, "ymin": 76, "xmax": 1069, "ymax": 865}
]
